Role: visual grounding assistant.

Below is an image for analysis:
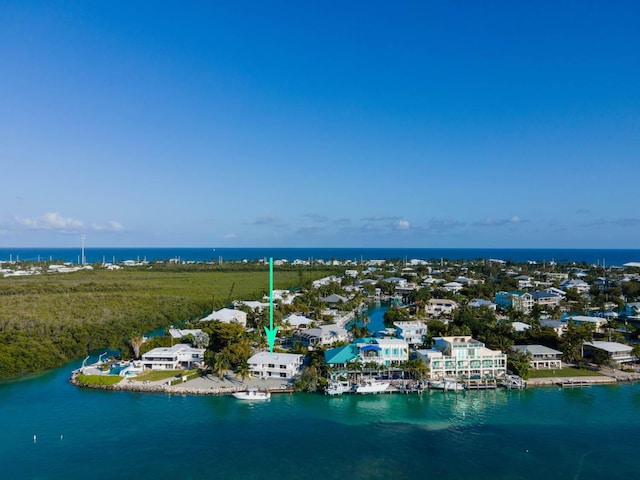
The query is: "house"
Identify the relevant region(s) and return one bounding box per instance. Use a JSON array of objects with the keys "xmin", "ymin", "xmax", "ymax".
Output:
[
  {"xmin": 443, "ymin": 281, "xmax": 464, "ymax": 293},
  {"xmin": 312, "ymin": 276, "xmax": 341, "ymax": 288},
  {"xmin": 282, "ymin": 314, "xmax": 314, "ymax": 329},
  {"xmin": 168, "ymin": 328, "xmax": 203, "ymax": 339},
  {"xmin": 560, "ymin": 279, "xmax": 590, "ymax": 294},
  {"xmin": 394, "ymin": 321, "xmax": 427, "ymax": 346},
  {"xmin": 141, "ymin": 344, "xmax": 205, "ymax": 370},
  {"xmin": 511, "ymin": 321, "xmax": 531, "ymax": 333},
  {"xmin": 531, "ymin": 291, "xmax": 563, "ymax": 307},
  {"xmin": 494, "ymin": 291, "xmax": 534, "ymax": 313},
  {"xmin": 324, "ymin": 338, "xmax": 409, "ymax": 369},
  {"xmin": 545, "ymin": 287, "xmax": 567, "ymax": 298},
  {"xmin": 321, "ymin": 294, "xmax": 348, "ymax": 305},
  {"xmin": 264, "ymin": 289, "xmax": 298, "ymax": 305},
  {"xmin": 247, "ymin": 352, "xmax": 304, "ymax": 379},
  {"xmin": 468, "ymin": 299, "xmax": 497, "ymax": 311},
  {"xmin": 625, "ymin": 302, "xmax": 640, "ymax": 317},
  {"xmin": 563, "ymin": 315, "xmax": 607, "ymax": 332},
  {"xmin": 200, "ymin": 308, "xmax": 247, "ymax": 327},
  {"xmin": 416, "ymin": 336, "xmax": 506, "ymax": 380},
  {"xmin": 354, "ymin": 337, "xmax": 409, "ymax": 366},
  {"xmin": 583, "ymin": 341, "xmax": 635, "ymax": 365},
  {"xmin": 295, "ymin": 323, "xmax": 349, "ymax": 347},
  {"xmin": 540, "ymin": 319, "xmax": 567, "ymax": 336},
  {"xmin": 425, "ymin": 298, "xmax": 459, "ymax": 317},
  {"xmin": 237, "ymin": 300, "xmax": 270, "ymax": 312},
  {"xmin": 512, "ymin": 345, "xmax": 563, "ymax": 369}
]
